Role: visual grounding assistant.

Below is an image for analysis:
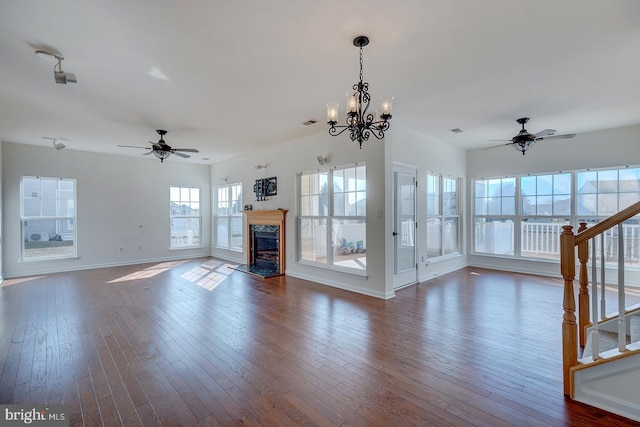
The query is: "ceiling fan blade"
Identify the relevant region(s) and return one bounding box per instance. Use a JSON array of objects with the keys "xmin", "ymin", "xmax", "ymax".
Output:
[
  {"xmin": 142, "ymin": 150, "xmax": 154, "ymax": 156},
  {"xmin": 117, "ymin": 145, "xmax": 151, "ymax": 149},
  {"xmin": 536, "ymin": 133, "xmax": 577, "ymax": 141},
  {"xmin": 173, "ymin": 148, "xmax": 199, "ymax": 153},
  {"xmin": 482, "ymin": 142, "xmax": 513, "ymax": 150},
  {"xmin": 533, "ymin": 128, "xmax": 556, "ymax": 137},
  {"xmin": 172, "ymin": 151, "xmax": 191, "ymax": 158},
  {"xmin": 487, "ymin": 139, "xmax": 512, "ymax": 142}
]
